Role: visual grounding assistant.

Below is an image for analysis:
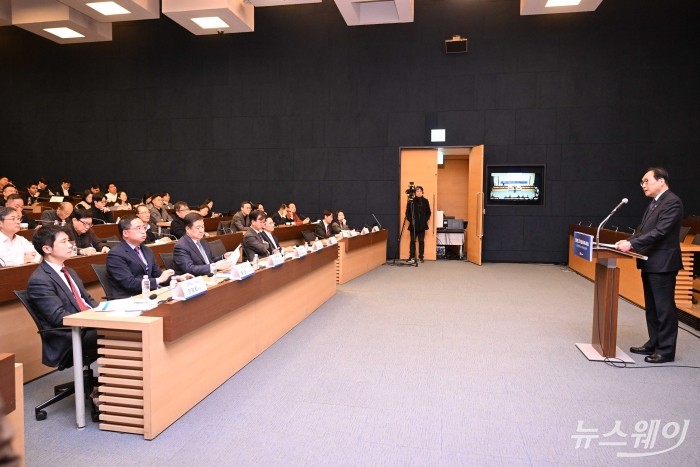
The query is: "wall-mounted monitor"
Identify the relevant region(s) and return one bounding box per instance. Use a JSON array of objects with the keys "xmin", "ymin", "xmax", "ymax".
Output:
[{"xmin": 486, "ymin": 165, "xmax": 545, "ymax": 206}]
